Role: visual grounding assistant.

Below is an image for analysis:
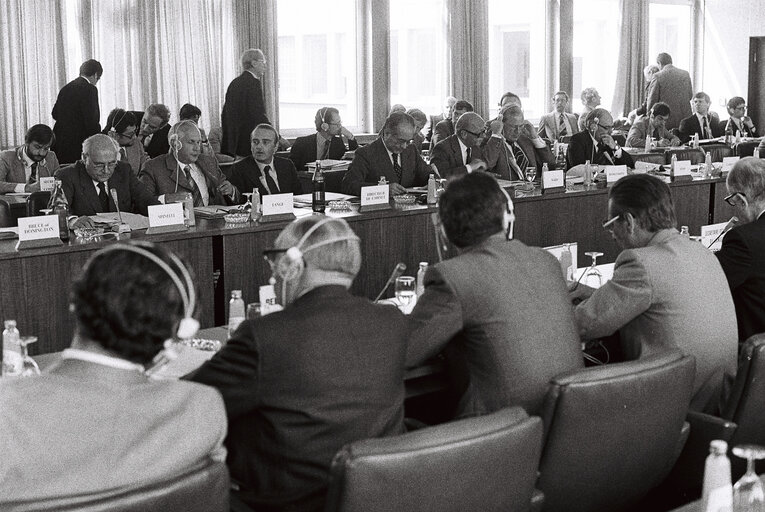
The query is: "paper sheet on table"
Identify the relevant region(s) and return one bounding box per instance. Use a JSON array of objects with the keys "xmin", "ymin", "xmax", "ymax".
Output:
[
  {"xmin": 90, "ymin": 212, "xmax": 150, "ymax": 230},
  {"xmin": 0, "ymin": 226, "xmax": 18, "ymax": 239},
  {"xmin": 496, "ymin": 179, "xmax": 522, "ymax": 188},
  {"xmin": 634, "ymin": 161, "xmax": 661, "ymax": 173},
  {"xmin": 306, "ymin": 159, "xmax": 350, "ymax": 170},
  {"xmin": 293, "ymin": 192, "xmax": 355, "ymax": 206}
]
